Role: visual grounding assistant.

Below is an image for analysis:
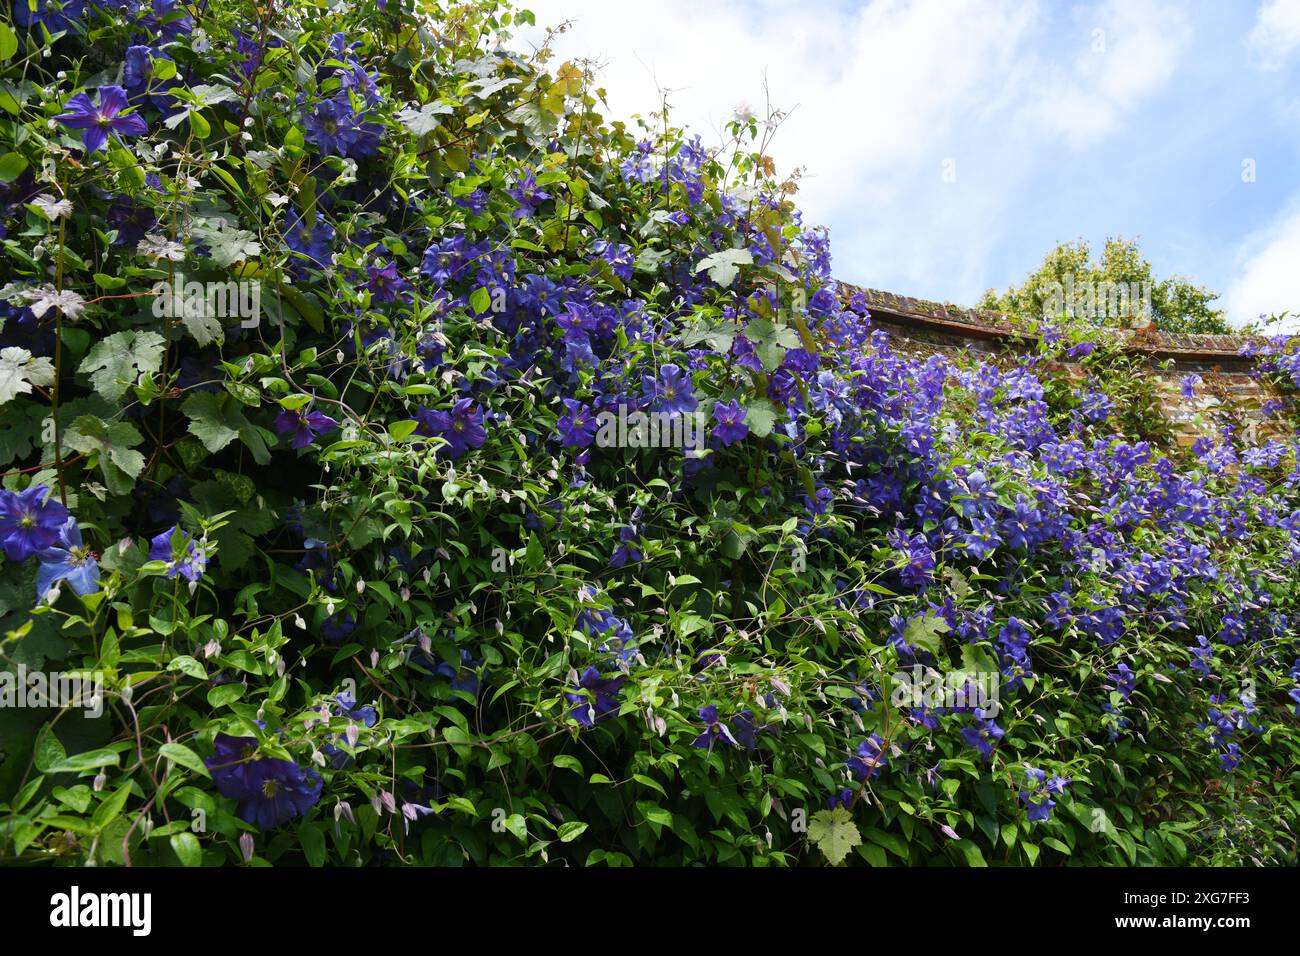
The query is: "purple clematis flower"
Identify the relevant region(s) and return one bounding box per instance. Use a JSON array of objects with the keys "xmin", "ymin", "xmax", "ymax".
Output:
[
  {"xmin": 35, "ymin": 517, "xmax": 100, "ymax": 600},
  {"xmin": 692, "ymin": 704, "xmax": 740, "ymax": 750},
  {"xmin": 556, "ymin": 399, "xmax": 598, "ymax": 448},
  {"xmin": 644, "ymin": 363, "xmax": 698, "ymax": 416},
  {"xmin": 204, "ymin": 734, "xmax": 323, "ymax": 831},
  {"xmin": 505, "ymin": 168, "xmax": 551, "ymax": 219},
  {"xmin": 961, "ymin": 713, "xmax": 1005, "ymax": 760},
  {"xmin": 415, "ymin": 398, "xmax": 486, "ymax": 459},
  {"xmin": 320, "ymin": 611, "xmax": 358, "ymax": 643},
  {"xmin": 0, "ymin": 485, "xmax": 70, "ymax": 562},
  {"xmin": 1018, "ymin": 766, "xmax": 1069, "ymax": 823},
  {"xmin": 149, "ymin": 525, "xmax": 206, "ymax": 581},
  {"xmin": 12, "ymin": 0, "xmax": 85, "ymax": 34},
  {"xmin": 274, "ymin": 404, "xmax": 339, "ymax": 449},
  {"xmin": 710, "ymin": 399, "xmax": 749, "ymax": 446},
  {"xmin": 565, "ymin": 666, "xmax": 626, "ymax": 728},
  {"xmin": 55, "ymin": 86, "xmax": 149, "ymax": 153},
  {"xmin": 364, "ymin": 261, "xmax": 410, "ymax": 304},
  {"xmin": 847, "ymin": 734, "xmax": 888, "ymax": 779}
]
